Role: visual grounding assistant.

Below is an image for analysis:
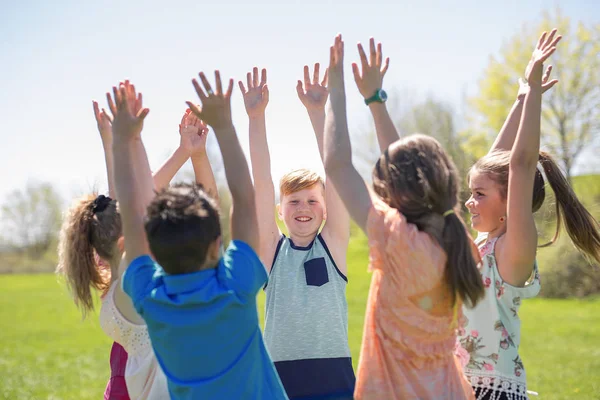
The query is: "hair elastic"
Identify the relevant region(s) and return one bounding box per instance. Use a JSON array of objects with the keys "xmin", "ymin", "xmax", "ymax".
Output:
[{"xmin": 442, "ymin": 209, "xmax": 455, "ymax": 218}]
